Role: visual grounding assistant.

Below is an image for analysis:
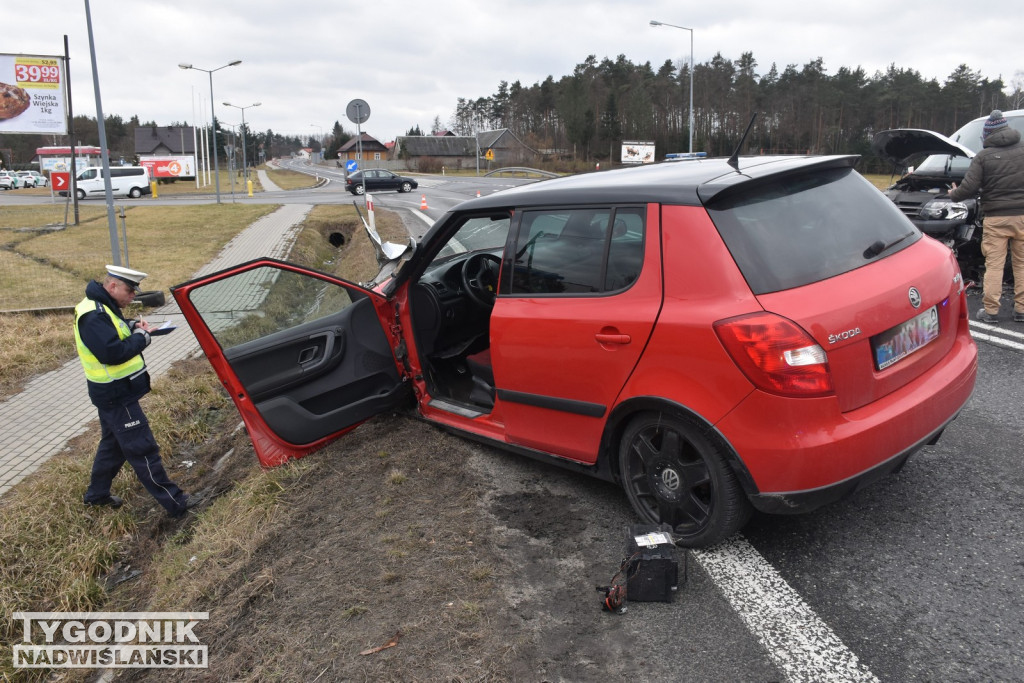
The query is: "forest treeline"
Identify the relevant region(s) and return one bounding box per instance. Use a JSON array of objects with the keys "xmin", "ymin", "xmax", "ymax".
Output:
[
  {"xmin": 448, "ymin": 52, "xmax": 1022, "ymax": 168},
  {"xmin": 2, "ymin": 51, "xmax": 1020, "ymax": 170}
]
